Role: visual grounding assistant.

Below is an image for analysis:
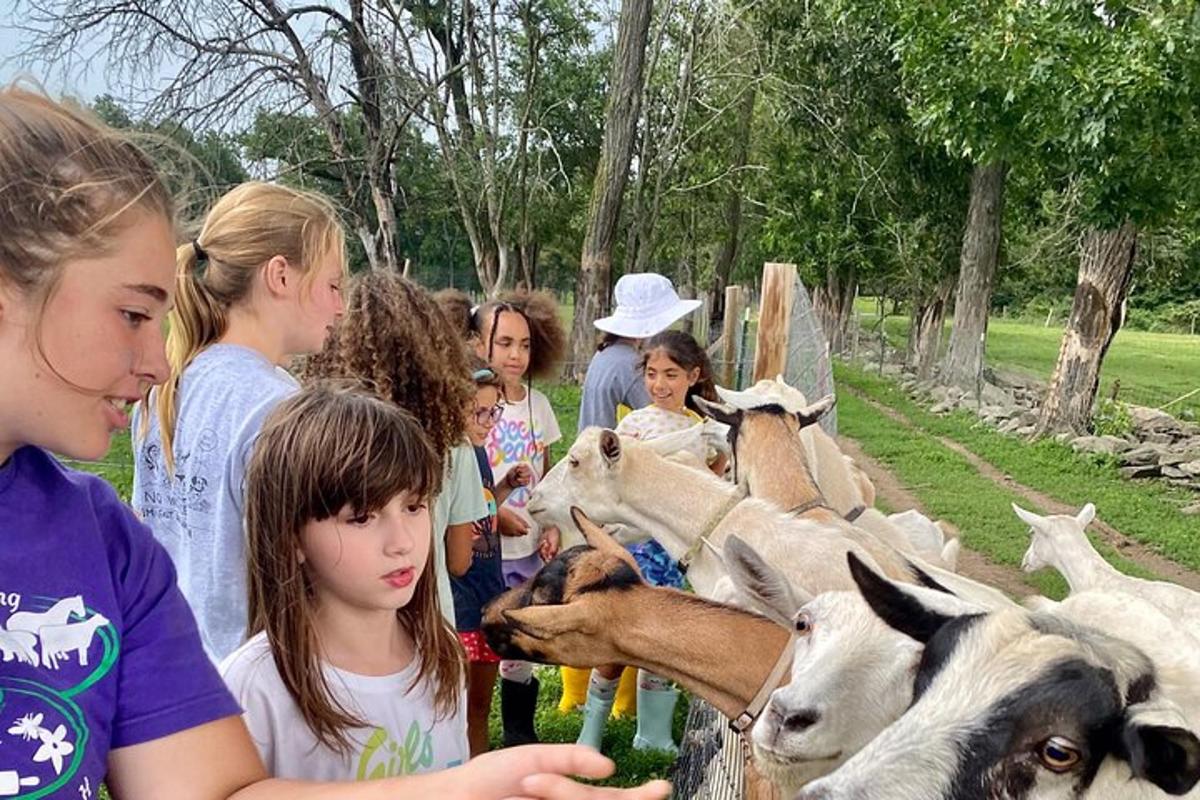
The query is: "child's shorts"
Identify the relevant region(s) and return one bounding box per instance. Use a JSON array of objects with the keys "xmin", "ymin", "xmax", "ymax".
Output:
[{"xmin": 458, "ymin": 630, "xmax": 501, "ymax": 664}]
